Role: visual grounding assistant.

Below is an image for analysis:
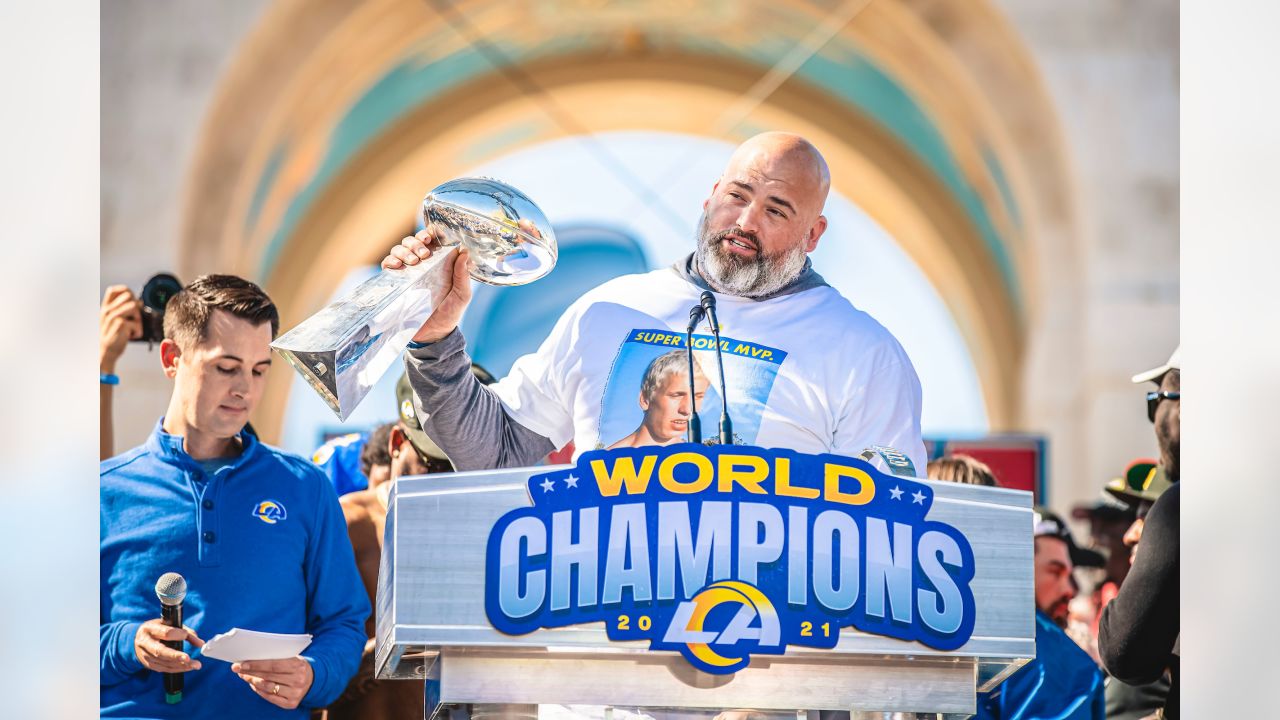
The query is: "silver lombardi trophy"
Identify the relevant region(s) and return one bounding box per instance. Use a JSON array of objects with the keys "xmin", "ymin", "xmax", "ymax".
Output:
[{"xmin": 271, "ymin": 178, "xmax": 557, "ymax": 420}]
